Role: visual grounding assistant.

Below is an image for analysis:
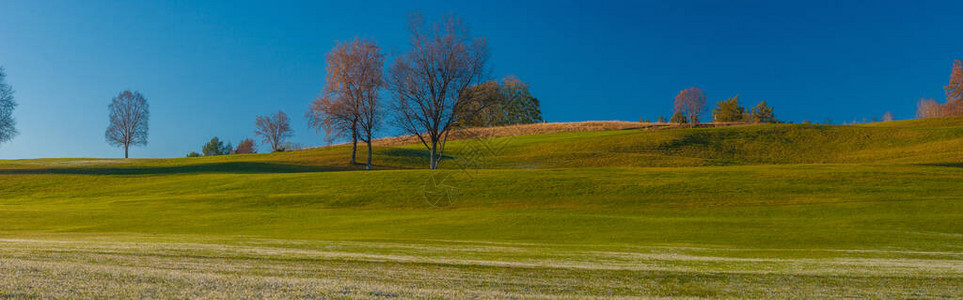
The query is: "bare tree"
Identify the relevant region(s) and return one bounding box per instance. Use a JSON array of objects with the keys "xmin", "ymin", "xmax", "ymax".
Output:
[
  {"xmin": 307, "ymin": 38, "xmax": 385, "ymax": 170},
  {"xmin": 255, "ymin": 111, "xmax": 293, "ymax": 152},
  {"xmin": 881, "ymin": 111, "xmax": 893, "ymax": 122},
  {"xmin": 389, "ymin": 13, "xmax": 489, "ymax": 169},
  {"xmin": 0, "ymin": 67, "xmax": 17, "ymax": 145},
  {"xmin": 674, "ymin": 87, "xmax": 706, "ymax": 127},
  {"xmin": 307, "ymin": 95, "xmax": 353, "ymax": 147},
  {"xmin": 105, "ymin": 90, "xmax": 149, "ymax": 158},
  {"xmin": 916, "ymin": 98, "xmax": 941, "ymax": 118}
]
